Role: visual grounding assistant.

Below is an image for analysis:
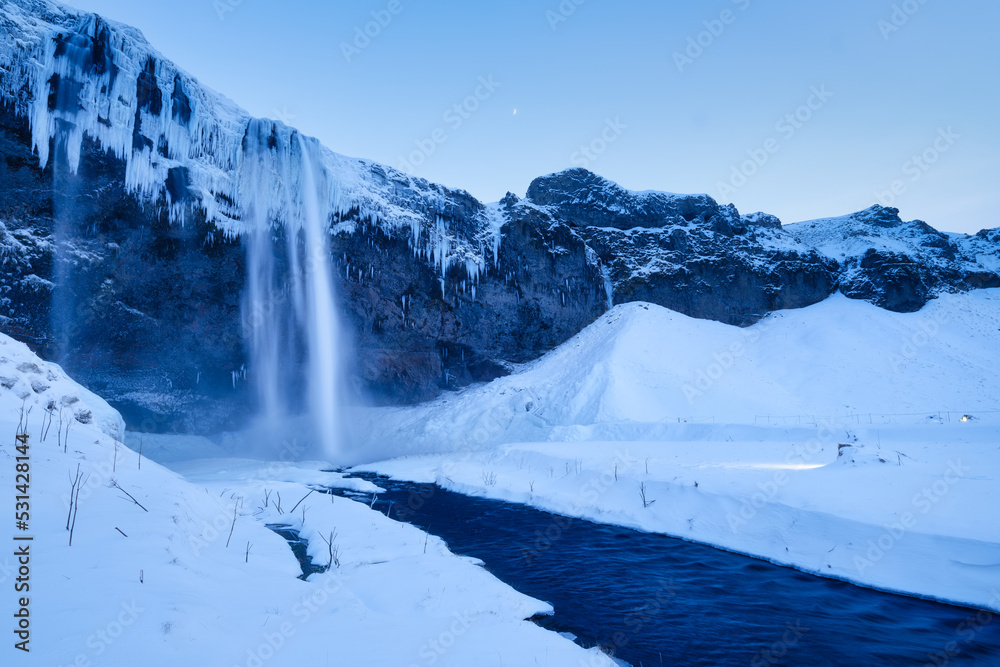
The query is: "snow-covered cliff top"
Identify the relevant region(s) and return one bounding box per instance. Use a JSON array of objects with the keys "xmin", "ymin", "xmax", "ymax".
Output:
[
  {"xmin": 0, "ymin": 0, "xmax": 495, "ymax": 278},
  {"xmin": 785, "ymin": 204, "xmax": 994, "ymax": 274},
  {"xmin": 1, "ymin": 0, "xmax": 996, "ymax": 306}
]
